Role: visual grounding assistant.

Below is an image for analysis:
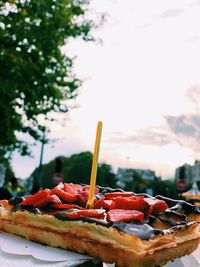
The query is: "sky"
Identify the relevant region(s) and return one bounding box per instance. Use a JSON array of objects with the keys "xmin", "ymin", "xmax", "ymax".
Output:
[{"xmin": 12, "ymin": 0, "xmax": 200, "ymax": 180}]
